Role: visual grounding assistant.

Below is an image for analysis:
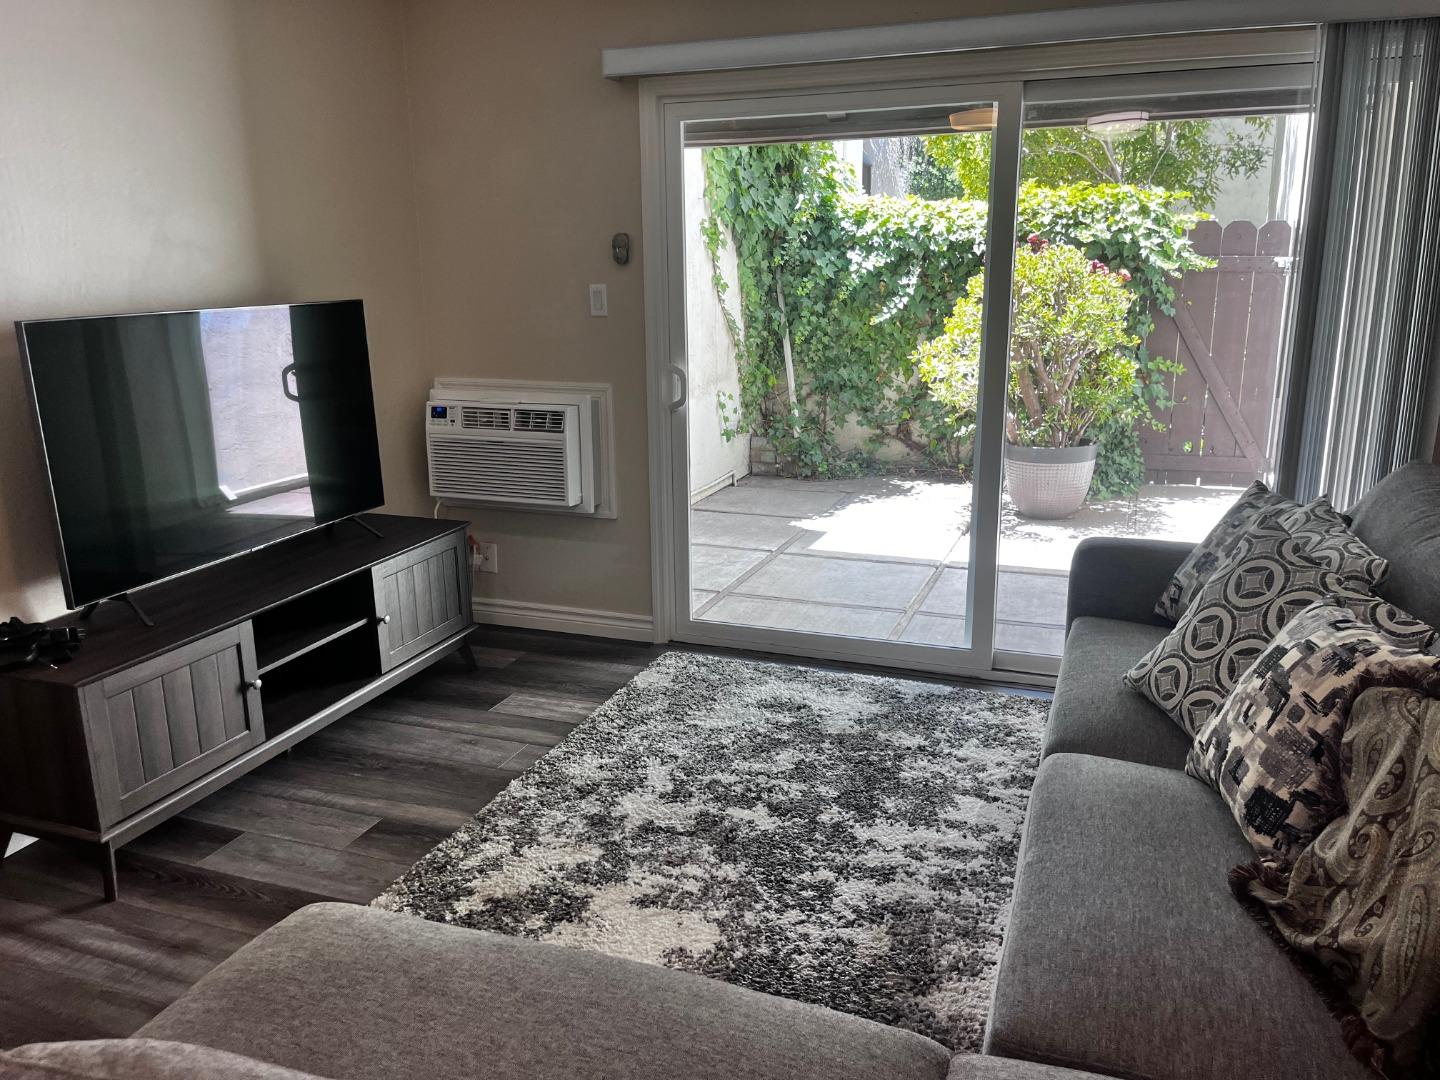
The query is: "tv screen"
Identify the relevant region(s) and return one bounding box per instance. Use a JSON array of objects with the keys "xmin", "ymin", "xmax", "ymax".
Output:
[{"xmin": 19, "ymin": 300, "xmax": 385, "ymax": 609}]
